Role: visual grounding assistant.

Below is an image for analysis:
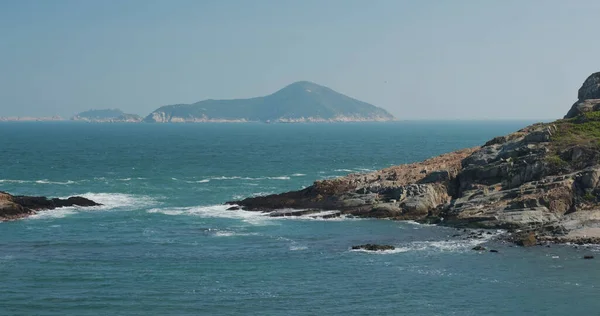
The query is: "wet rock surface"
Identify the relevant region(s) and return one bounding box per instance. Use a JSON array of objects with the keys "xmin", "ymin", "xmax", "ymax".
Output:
[
  {"xmin": 0, "ymin": 191, "xmax": 100, "ymax": 221},
  {"xmin": 352, "ymin": 244, "xmax": 395, "ymax": 251}
]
